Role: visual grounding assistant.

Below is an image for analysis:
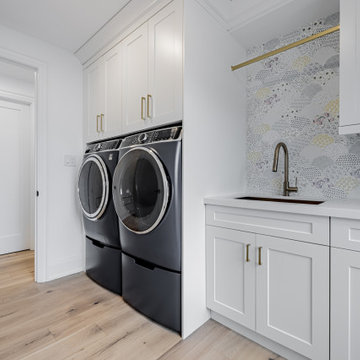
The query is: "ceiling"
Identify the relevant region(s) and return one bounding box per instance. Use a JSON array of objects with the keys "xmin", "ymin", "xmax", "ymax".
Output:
[
  {"xmin": 0, "ymin": 0, "xmax": 340, "ymax": 54},
  {"xmin": 0, "ymin": 0, "xmax": 131, "ymax": 52},
  {"xmin": 198, "ymin": 0, "xmax": 339, "ymax": 46}
]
